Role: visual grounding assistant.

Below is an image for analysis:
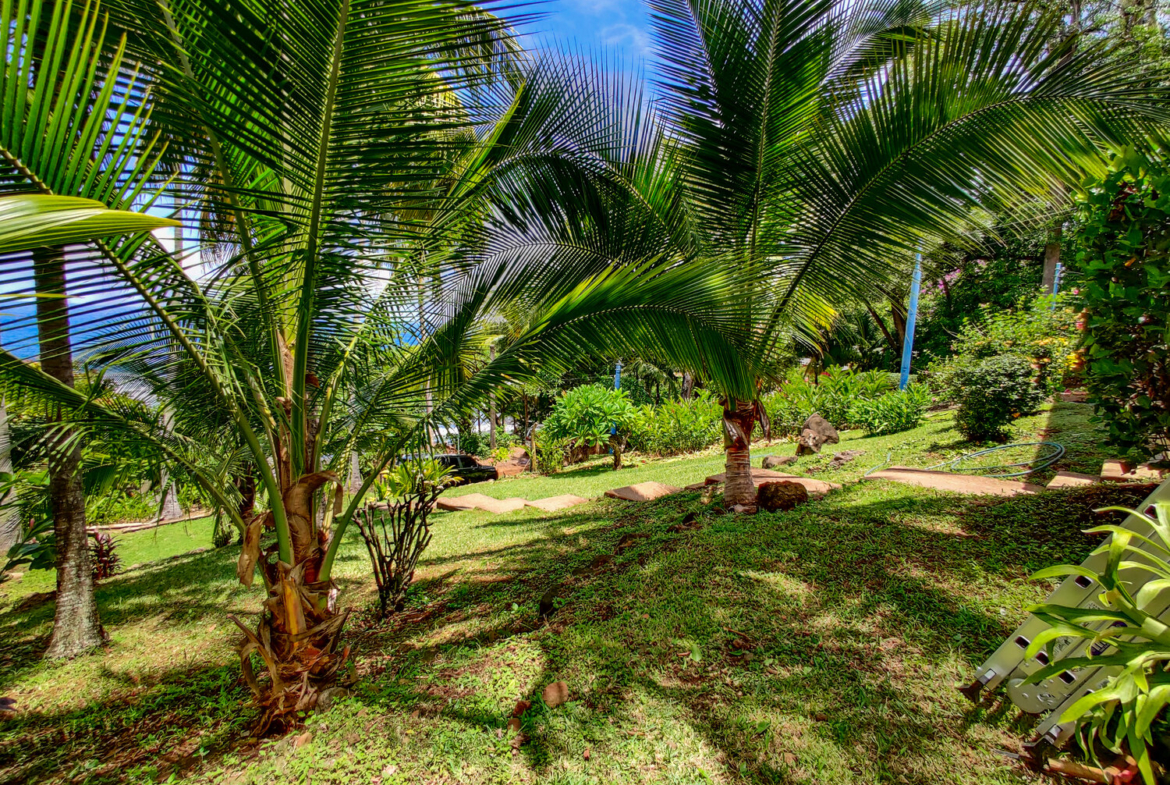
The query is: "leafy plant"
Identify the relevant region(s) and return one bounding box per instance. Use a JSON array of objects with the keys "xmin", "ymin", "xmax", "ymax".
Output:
[
  {"xmin": 927, "ymin": 295, "xmax": 1080, "ymax": 402},
  {"xmin": 85, "ymin": 490, "xmax": 157, "ymax": 527},
  {"xmin": 763, "ymin": 367, "xmax": 896, "ymax": 436},
  {"xmin": 357, "ymin": 461, "xmax": 459, "ymax": 618},
  {"xmin": 89, "ymin": 532, "xmax": 121, "ymax": 581},
  {"xmin": 1023, "ymin": 501, "xmax": 1170, "ymax": 784},
  {"xmin": 543, "ymin": 385, "xmax": 638, "ymax": 457},
  {"xmin": 953, "ymin": 354, "xmax": 1046, "ymax": 441},
  {"xmin": 531, "ymin": 433, "xmax": 571, "ymax": 475},
  {"xmin": 627, "ymin": 391, "xmax": 722, "ymax": 456},
  {"xmin": 848, "ymin": 386, "xmax": 930, "ymax": 436},
  {"xmin": 1073, "ymin": 146, "xmax": 1170, "ymax": 462}
]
